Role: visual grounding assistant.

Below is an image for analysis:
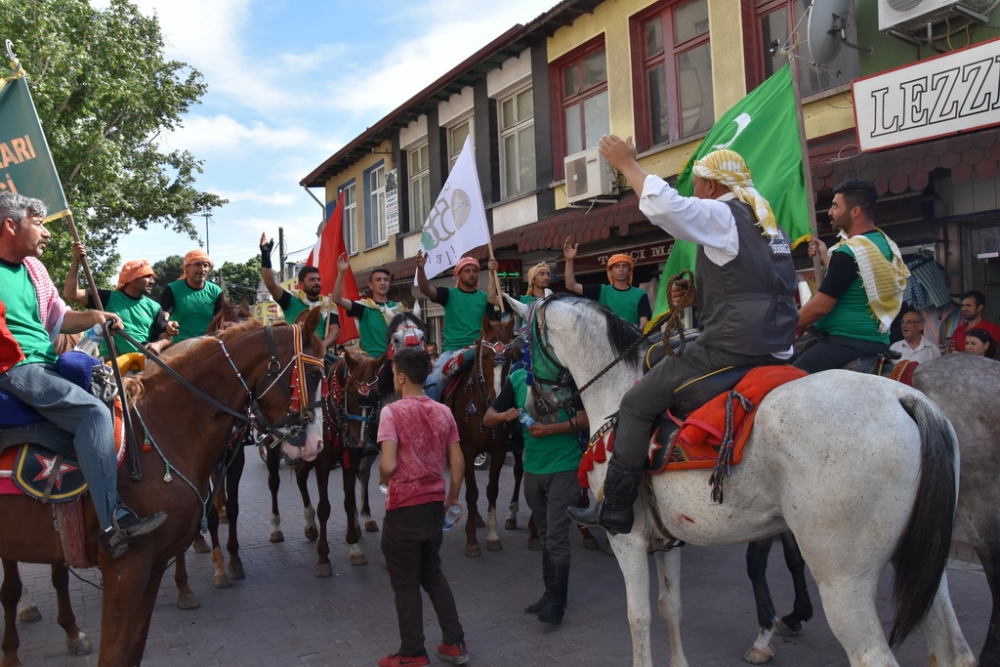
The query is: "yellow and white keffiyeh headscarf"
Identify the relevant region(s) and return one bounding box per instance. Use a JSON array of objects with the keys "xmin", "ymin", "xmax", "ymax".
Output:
[
  {"xmin": 829, "ymin": 230, "xmax": 910, "ymax": 333},
  {"xmin": 291, "ymin": 291, "xmax": 335, "ymax": 317},
  {"xmin": 693, "ymin": 149, "xmax": 779, "ymax": 240},
  {"xmin": 359, "ymin": 298, "xmax": 407, "ymax": 325}
]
